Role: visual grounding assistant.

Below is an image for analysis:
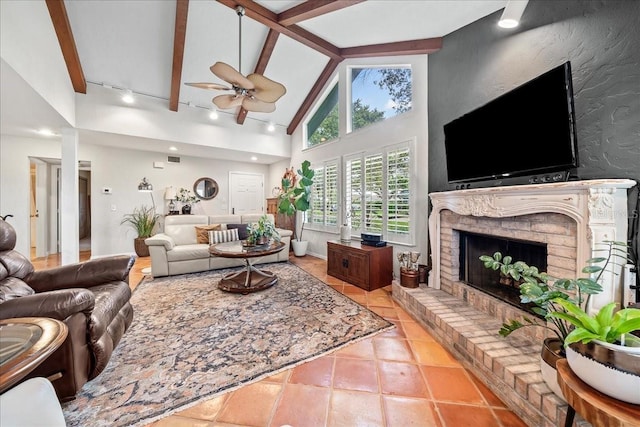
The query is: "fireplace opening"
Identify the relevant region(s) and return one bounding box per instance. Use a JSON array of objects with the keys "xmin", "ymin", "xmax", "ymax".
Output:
[{"xmin": 459, "ymin": 231, "xmax": 547, "ymax": 315}]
